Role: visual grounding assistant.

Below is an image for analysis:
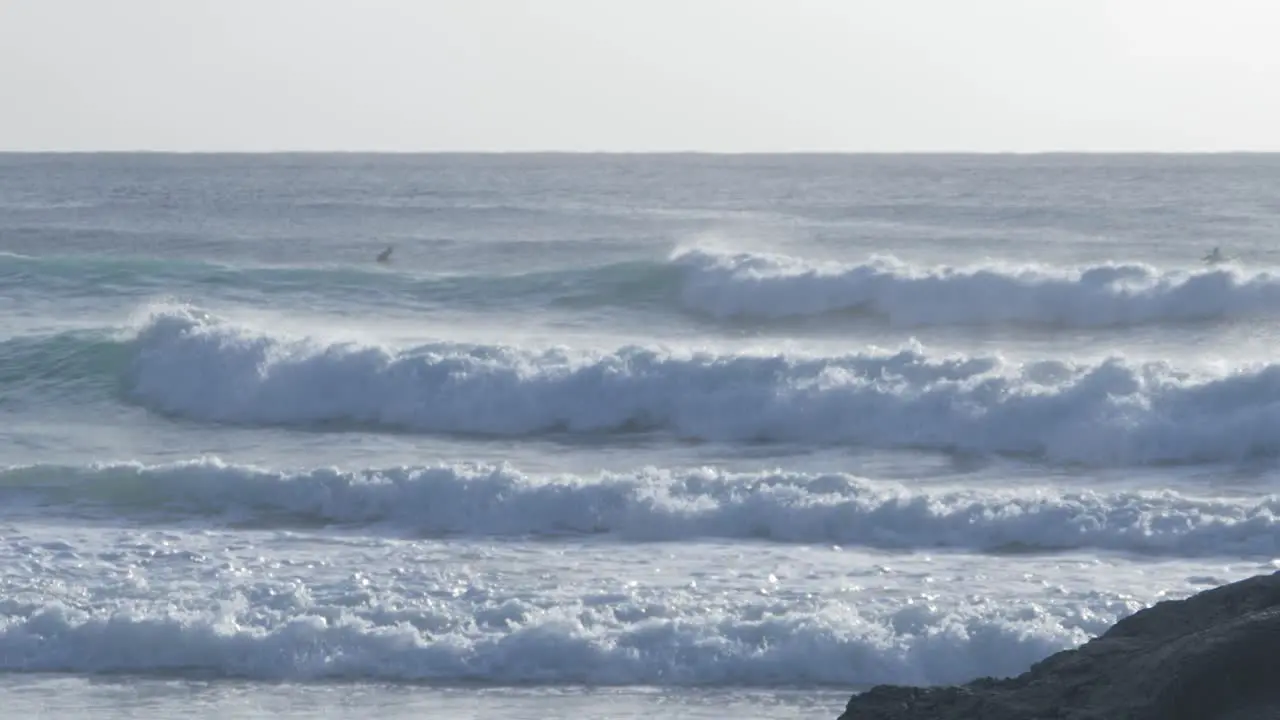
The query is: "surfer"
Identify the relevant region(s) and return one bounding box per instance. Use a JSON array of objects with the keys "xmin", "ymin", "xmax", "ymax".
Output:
[
  {"xmin": 376, "ymin": 245, "xmax": 393, "ymax": 263},
  {"xmin": 1202, "ymin": 246, "xmax": 1226, "ymax": 264}
]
